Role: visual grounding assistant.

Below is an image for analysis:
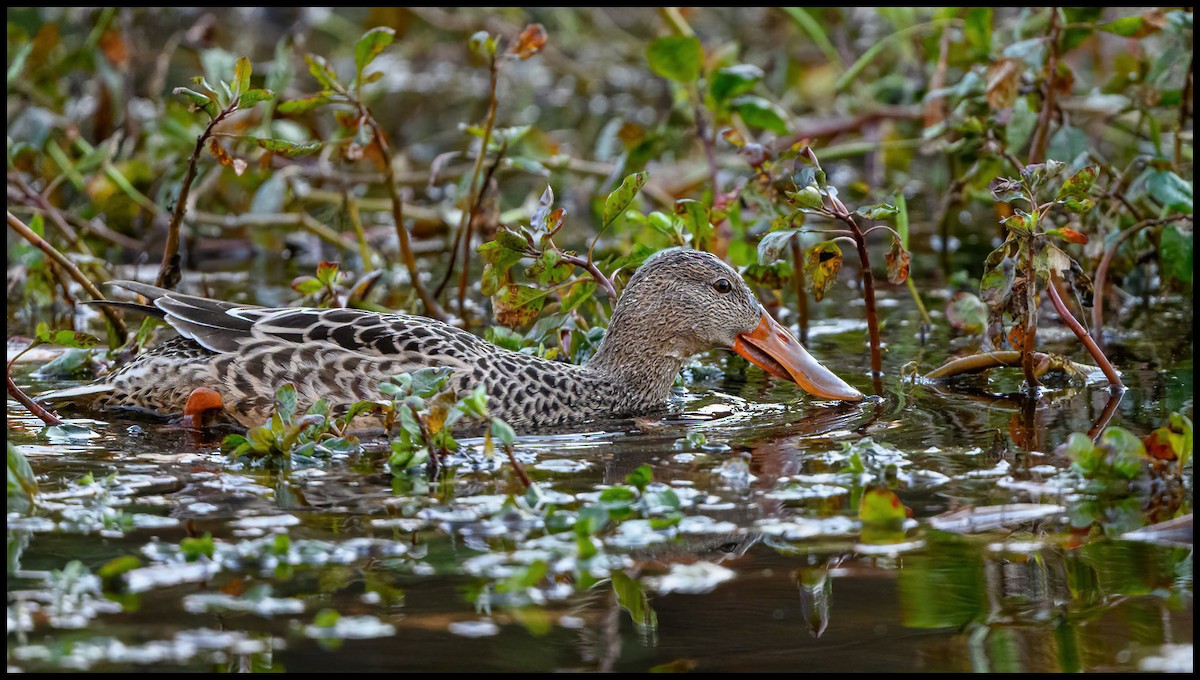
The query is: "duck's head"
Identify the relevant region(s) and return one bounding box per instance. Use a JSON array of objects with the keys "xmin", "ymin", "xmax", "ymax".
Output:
[{"xmin": 602, "ymin": 249, "xmax": 863, "ymax": 402}]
